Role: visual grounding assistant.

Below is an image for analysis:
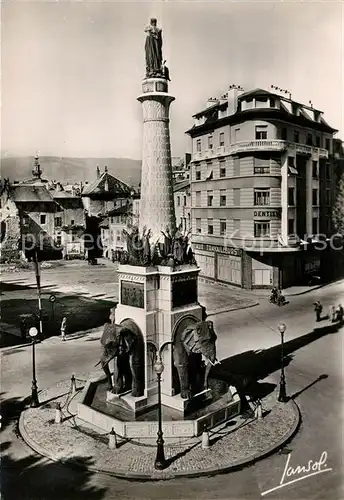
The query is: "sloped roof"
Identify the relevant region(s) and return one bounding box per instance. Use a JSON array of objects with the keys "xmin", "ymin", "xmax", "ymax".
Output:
[
  {"xmin": 10, "ymin": 185, "xmax": 55, "ymax": 203},
  {"xmin": 173, "ymin": 180, "xmax": 190, "ymax": 192},
  {"xmin": 54, "ymin": 197, "xmax": 84, "ymax": 210},
  {"xmin": 81, "ymin": 172, "xmax": 132, "ymax": 197},
  {"xmin": 107, "ymin": 208, "xmax": 132, "ymax": 217},
  {"xmin": 99, "ymin": 217, "xmax": 109, "ymax": 228},
  {"xmin": 238, "ymin": 87, "xmax": 275, "ymax": 100}
]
